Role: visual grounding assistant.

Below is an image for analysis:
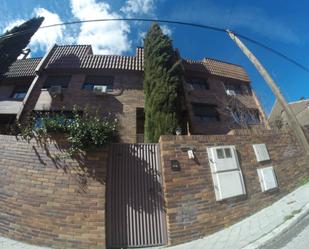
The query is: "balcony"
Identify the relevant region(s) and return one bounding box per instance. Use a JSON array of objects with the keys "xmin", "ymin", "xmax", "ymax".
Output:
[{"xmin": 0, "ymin": 99, "xmax": 23, "ymax": 114}]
